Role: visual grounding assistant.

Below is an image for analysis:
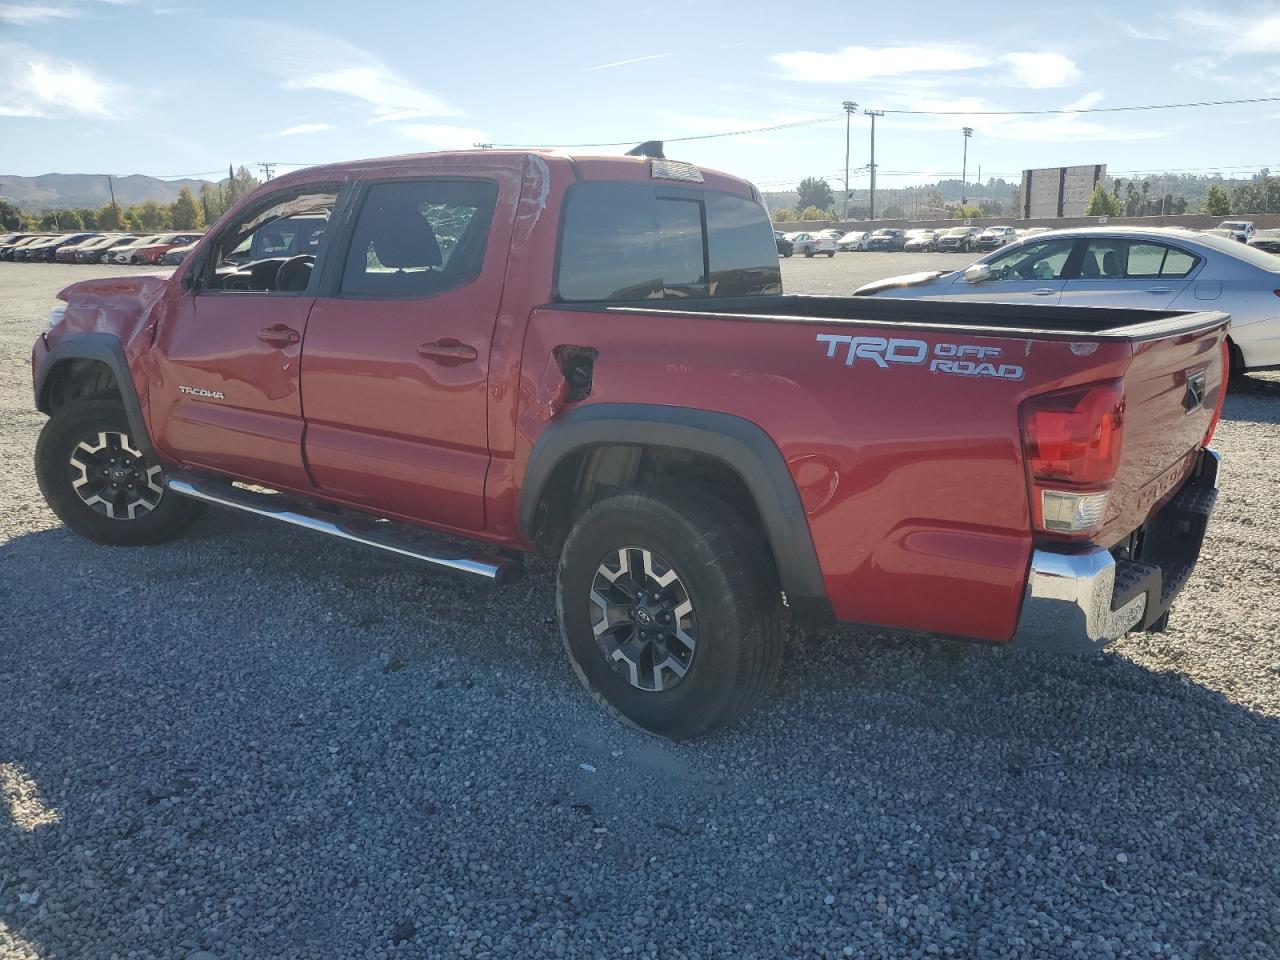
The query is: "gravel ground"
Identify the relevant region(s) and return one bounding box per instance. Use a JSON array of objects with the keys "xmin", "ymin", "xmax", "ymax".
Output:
[{"xmin": 2, "ymin": 261, "xmax": 1279, "ymax": 960}]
